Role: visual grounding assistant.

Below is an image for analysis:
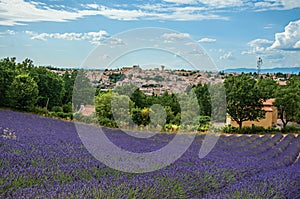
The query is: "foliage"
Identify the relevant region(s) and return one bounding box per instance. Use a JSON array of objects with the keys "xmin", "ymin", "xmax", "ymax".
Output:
[
  {"xmin": 62, "ymin": 103, "xmax": 73, "ymax": 113},
  {"xmin": 197, "ymin": 116, "xmax": 211, "ymax": 132},
  {"xmin": 193, "ymin": 83, "xmax": 211, "ymax": 116},
  {"xmin": 280, "ymin": 125, "xmax": 300, "ymax": 133},
  {"xmin": 222, "ymin": 125, "xmax": 279, "ymax": 134},
  {"xmin": 109, "ymin": 73, "xmax": 125, "ymax": 83},
  {"xmin": 95, "ymin": 91, "xmax": 114, "ymax": 124},
  {"xmin": 6, "ymin": 74, "xmax": 39, "ymax": 110},
  {"xmin": 72, "ymin": 70, "xmax": 95, "ymax": 110},
  {"xmin": 209, "ymin": 83, "xmax": 227, "ymax": 123},
  {"xmin": 225, "ymin": 74, "xmax": 265, "ymax": 129},
  {"xmin": 274, "ymin": 76, "xmax": 300, "ymax": 128},
  {"xmin": 0, "ymin": 57, "xmax": 78, "ymax": 119},
  {"xmin": 62, "ymin": 70, "xmax": 78, "ymax": 105},
  {"xmin": 131, "ymin": 108, "xmax": 150, "ymax": 126},
  {"xmin": 256, "ymin": 77, "xmax": 278, "ymax": 99},
  {"xmin": 31, "ymin": 66, "xmax": 65, "ymax": 110}
]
